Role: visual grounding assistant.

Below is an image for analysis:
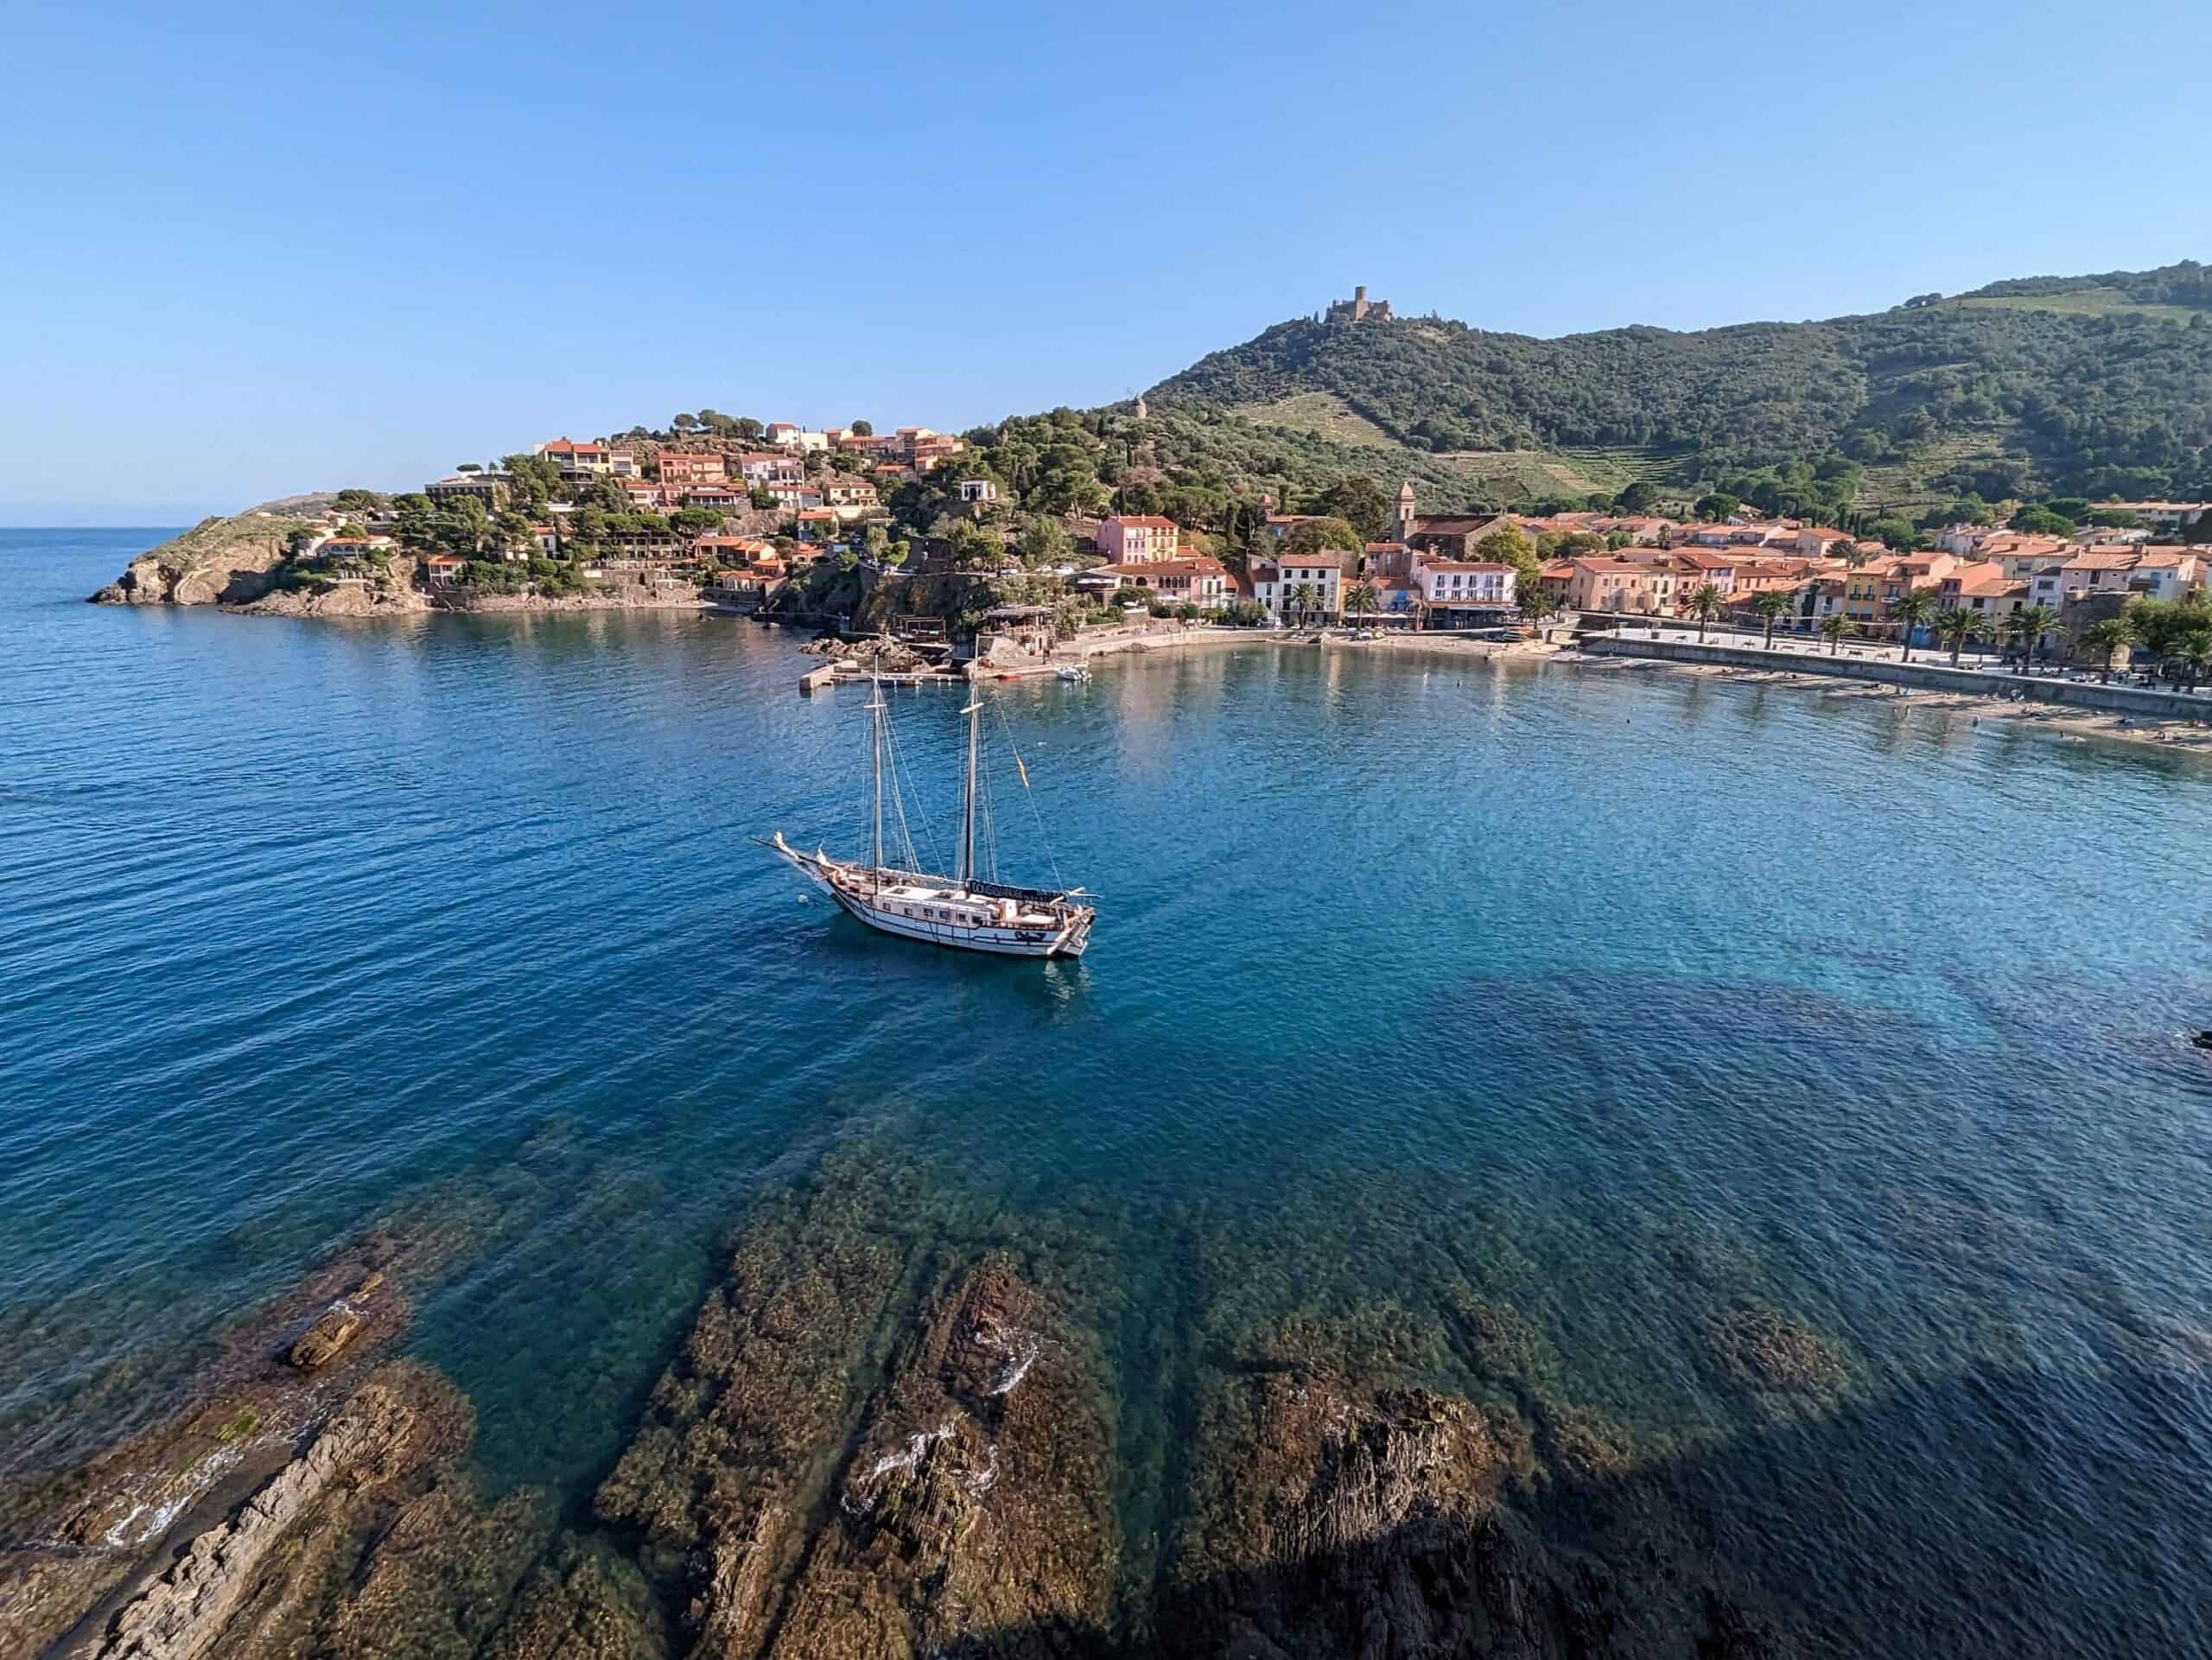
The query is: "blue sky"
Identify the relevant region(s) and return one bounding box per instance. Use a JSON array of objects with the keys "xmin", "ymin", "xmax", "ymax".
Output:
[{"xmin": 3, "ymin": 0, "xmax": 2206, "ymax": 523}]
